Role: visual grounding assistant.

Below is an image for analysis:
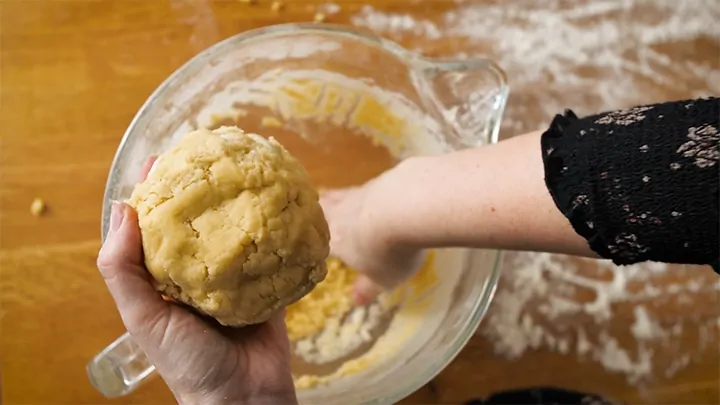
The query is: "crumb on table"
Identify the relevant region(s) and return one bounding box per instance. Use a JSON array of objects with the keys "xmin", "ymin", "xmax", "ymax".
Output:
[
  {"xmin": 270, "ymin": 1, "xmax": 283, "ymax": 12},
  {"xmin": 30, "ymin": 198, "xmax": 46, "ymax": 217},
  {"xmin": 313, "ymin": 12, "xmax": 326, "ymax": 22}
]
